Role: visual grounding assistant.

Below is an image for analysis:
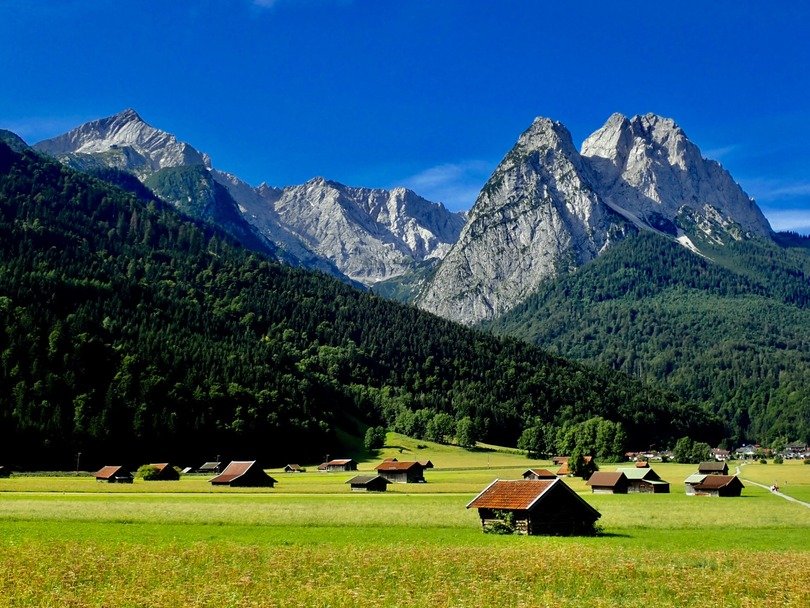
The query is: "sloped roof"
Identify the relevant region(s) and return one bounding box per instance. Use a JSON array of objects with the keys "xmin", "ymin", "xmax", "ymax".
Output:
[
  {"xmin": 694, "ymin": 475, "xmax": 743, "ymax": 490},
  {"xmin": 326, "ymin": 459, "xmax": 355, "ymax": 466},
  {"xmin": 467, "ymin": 479, "xmax": 556, "ymax": 510},
  {"xmin": 684, "ymin": 473, "xmax": 707, "ymax": 484},
  {"xmin": 586, "ymin": 472, "xmax": 626, "ymax": 487},
  {"xmin": 375, "ymin": 461, "xmax": 423, "ymax": 472},
  {"xmin": 198, "ymin": 461, "xmax": 221, "ymax": 471},
  {"xmin": 523, "ymin": 468, "xmax": 557, "ymax": 479},
  {"xmin": 150, "ymin": 463, "xmax": 171, "ymax": 473},
  {"xmin": 209, "ymin": 461, "xmax": 275, "ymax": 484},
  {"xmin": 95, "ymin": 466, "xmax": 127, "ymax": 479},
  {"xmin": 466, "ymin": 479, "xmax": 601, "ymax": 520},
  {"xmin": 346, "ymin": 475, "xmax": 390, "ymax": 486},
  {"xmin": 698, "ymin": 461, "xmax": 727, "ymax": 472},
  {"xmin": 617, "ymin": 467, "xmax": 661, "ymax": 481}
]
